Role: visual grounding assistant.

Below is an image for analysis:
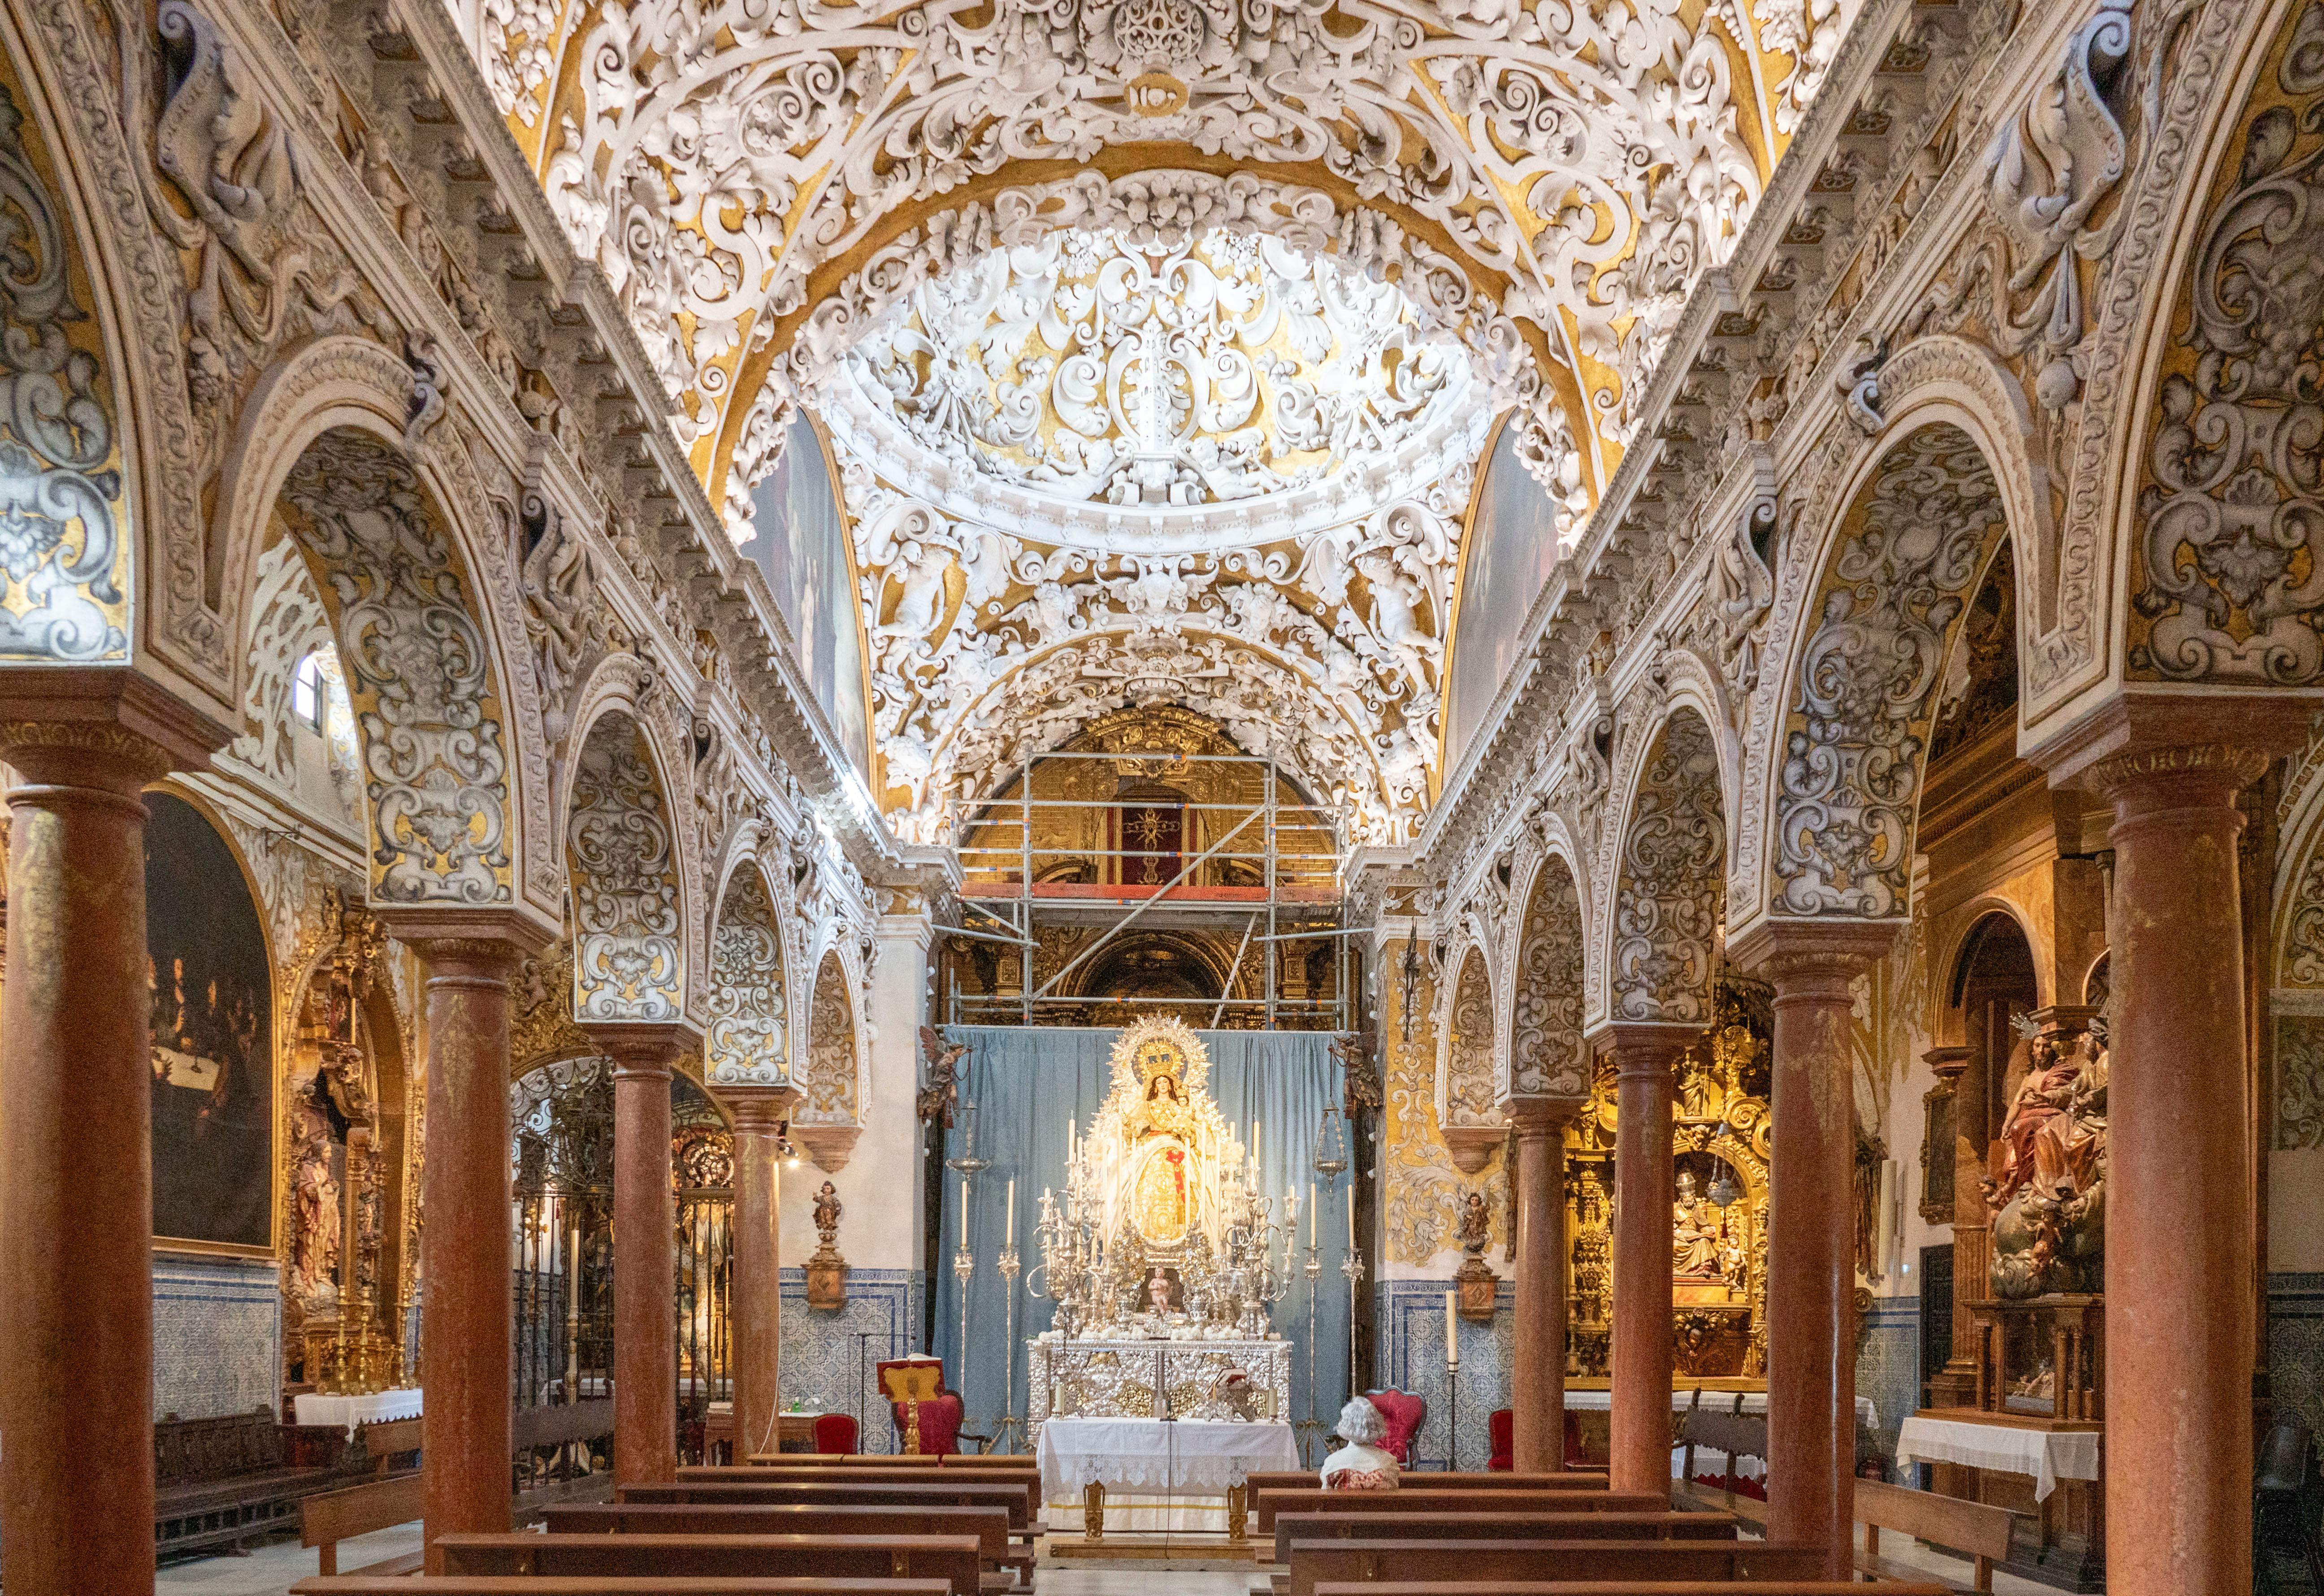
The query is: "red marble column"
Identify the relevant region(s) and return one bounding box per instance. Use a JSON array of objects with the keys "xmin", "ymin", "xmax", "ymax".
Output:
[
  {"xmin": 405, "ymin": 932, "xmax": 533, "ymax": 1569},
  {"xmin": 724, "ymin": 1084, "xmax": 801, "ymax": 1461},
  {"xmin": 592, "ymin": 1023, "xmax": 697, "ymax": 1485},
  {"xmin": 1732, "ymin": 920, "xmax": 1894, "ymax": 1580},
  {"xmin": 0, "ymin": 724, "xmax": 177, "ymax": 1596},
  {"xmin": 2085, "ymin": 741, "xmax": 2273, "ymax": 1596},
  {"xmin": 1601, "ymin": 1024, "xmax": 1695, "ymax": 1501},
  {"xmin": 1509, "ymin": 1097, "xmax": 1579, "ymax": 1473}
]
